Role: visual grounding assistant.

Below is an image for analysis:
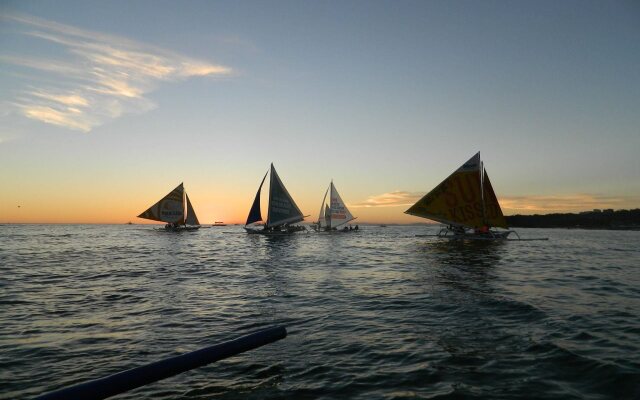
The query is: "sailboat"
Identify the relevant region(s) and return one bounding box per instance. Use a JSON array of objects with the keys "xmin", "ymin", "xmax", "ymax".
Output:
[
  {"xmin": 244, "ymin": 164, "xmax": 307, "ymax": 234},
  {"xmin": 138, "ymin": 183, "xmax": 201, "ymax": 231},
  {"xmin": 314, "ymin": 181, "xmax": 357, "ymax": 232},
  {"xmin": 405, "ymin": 152, "xmax": 518, "ymax": 240}
]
